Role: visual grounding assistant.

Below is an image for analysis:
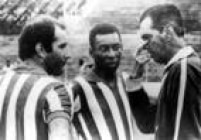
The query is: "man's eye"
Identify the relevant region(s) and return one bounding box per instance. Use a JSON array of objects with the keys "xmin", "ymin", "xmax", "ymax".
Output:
[
  {"xmin": 112, "ymin": 44, "xmax": 121, "ymax": 51},
  {"xmin": 99, "ymin": 45, "xmax": 109, "ymax": 52},
  {"xmin": 59, "ymin": 43, "xmax": 67, "ymax": 49},
  {"xmin": 142, "ymin": 34, "xmax": 153, "ymax": 41}
]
